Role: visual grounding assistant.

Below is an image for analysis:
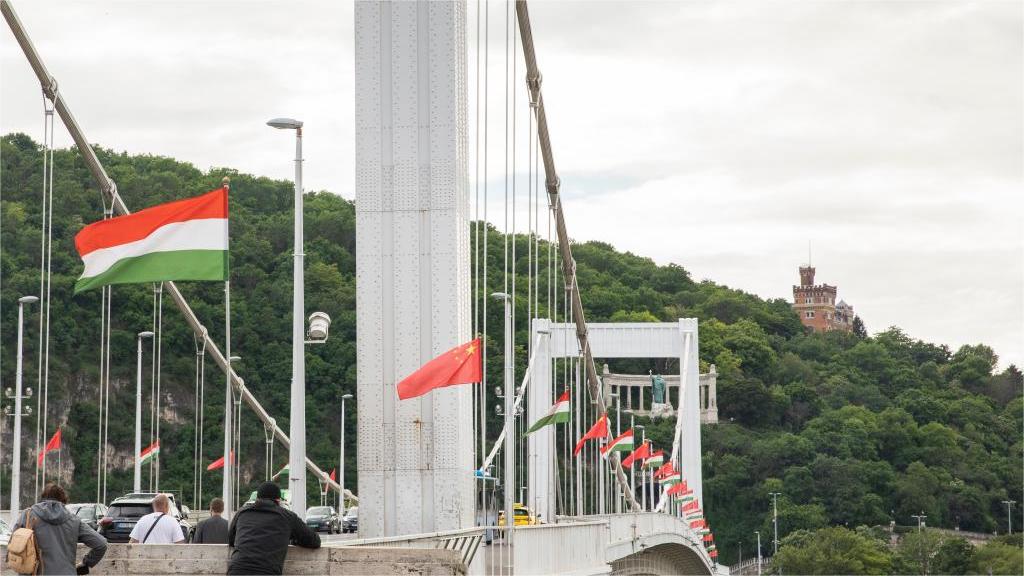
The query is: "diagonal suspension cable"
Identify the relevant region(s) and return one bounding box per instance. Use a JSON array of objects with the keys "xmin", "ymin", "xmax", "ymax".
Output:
[{"xmin": 515, "ymin": 0, "xmax": 640, "ymax": 512}]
